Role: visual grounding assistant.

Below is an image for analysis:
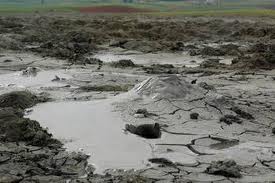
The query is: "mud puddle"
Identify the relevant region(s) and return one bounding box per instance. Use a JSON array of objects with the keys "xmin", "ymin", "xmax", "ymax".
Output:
[
  {"xmin": 27, "ymin": 99, "xmax": 155, "ymax": 174},
  {"xmin": 27, "ymin": 94, "xmax": 197, "ymax": 173}
]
